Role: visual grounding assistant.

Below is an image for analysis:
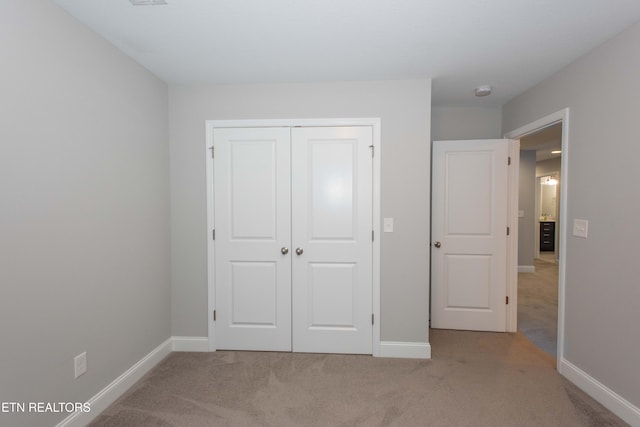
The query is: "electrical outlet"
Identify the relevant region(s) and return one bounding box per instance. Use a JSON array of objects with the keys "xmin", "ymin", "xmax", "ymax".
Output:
[{"xmin": 74, "ymin": 352, "xmax": 87, "ymax": 379}]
